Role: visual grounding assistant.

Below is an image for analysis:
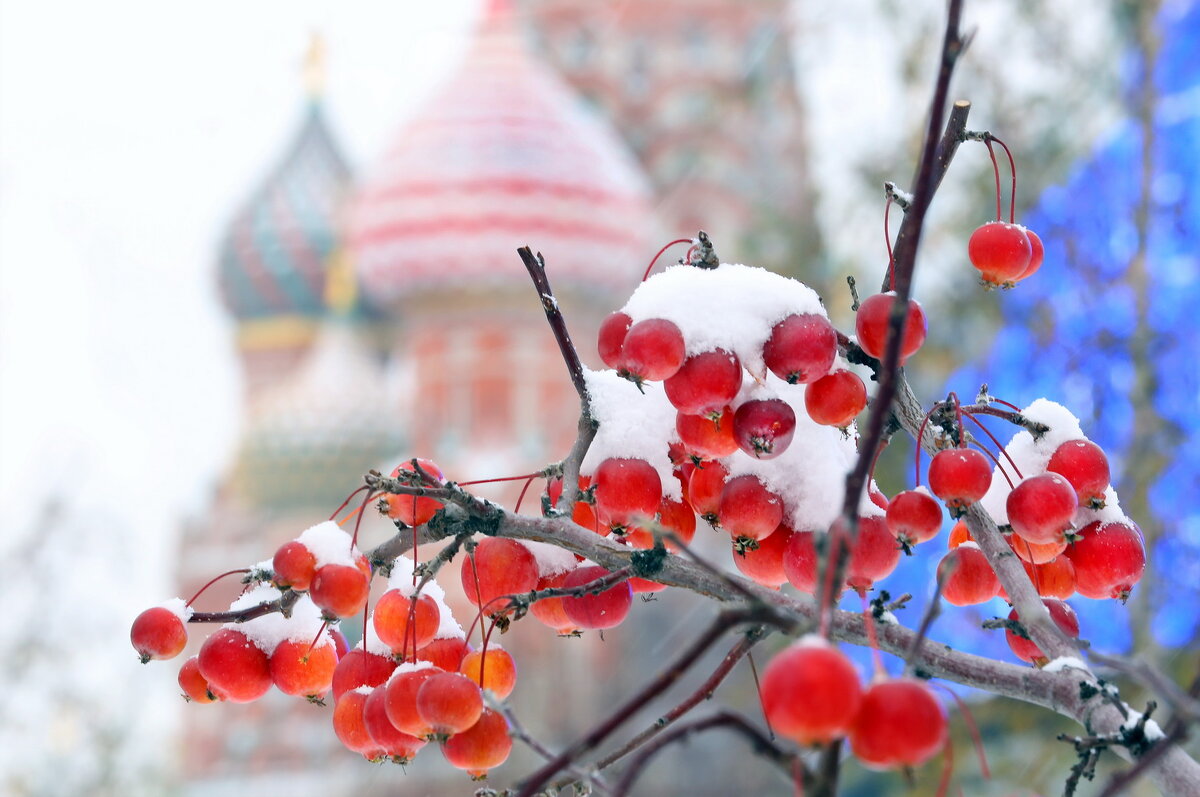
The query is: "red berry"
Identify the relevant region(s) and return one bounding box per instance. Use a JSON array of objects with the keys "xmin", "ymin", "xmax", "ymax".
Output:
[
  {"xmin": 733, "ymin": 399, "xmax": 797, "ymax": 459},
  {"xmin": 1065, "ymin": 520, "xmax": 1145, "ymax": 601},
  {"xmin": 664, "ymin": 349, "xmax": 742, "ymax": 415},
  {"xmin": 461, "ymin": 538, "xmax": 539, "ymax": 616},
  {"xmin": 561, "ymin": 565, "xmax": 634, "ymax": 630},
  {"xmin": 416, "ymin": 636, "xmax": 472, "ymax": 671},
  {"xmin": 718, "ymin": 475, "xmax": 785, "ymax": 543},
  {"xmin": 854, "ymin": 293, "xmax": 927, "ymax": 364},
  {"xmin": 385, "ymin": 458, "xmax": 445, "ymax": 527},
  {"xmin": 850, "ymin": 678, "xmax": 946, "ymax": 768},
  {"xmin": 947, "ymin": 520, "xmax": 973, "ymax": 548},
  {"xmin": 1047, "ymin": 439, "xmax": 1110, "ymax": 509},
  {"xmin": 417, "ymin": 672, "xmax": 484, "ymax": 737},
  {"xmin": 273, "ymin": 540, "xmax": 317, "ymax": 590},
  {"xmin": 311, "ymin": 562, "xmax": 372, "ymax": 619},
  {"xmin": 927, "ymin": 448, "xmax": 992, "ymax": 514},
  {"xmin": 968, "ymin": 221, "xmax": 1033, "ymax": 285},
  {"xmin": 886, "ymin": 489, "xmax": 943, "ymax": 547},
  {"xmin": 687, "ymin": 460, "xmax": 728, "ymax": 519},
  {"xmin": 1007, "ymin": 473, "xmax": 1078, "ymax": 545},
  {"xmin": 868, "ymin": 482, "xmax": 890, "ymax": 511},
  {"xmin": 178, "ymin": 656, "xmax": 218, "ymax": 703},
  {"xmin": 598, "ymin": 311, "xmax": 632, "ymax": 368},
  {"xmin": 528, "ymin": 570, "xmax": 579, "ymax": 635},
  {"xmin": 937, "ymin": 544, "xmax": 1000, "ymax": 606},
  {"xmin": 333, "ymin": 688, "xmax": 385, "ymax": 760},
  {"xmin": 836, "ymin": 516, "xmax": 901, "ymax": 592},
  {"xmin": 593, "ymin": 457, "xmax": 663, "ymax": 532},
  {"xmin": 442, "ymin": 707, "xmax": 513, "ymax": 778},
  {"xmin": 761, "ymin": 638, "xmax": 863, "ymax": 745},
  {"xmin": 270, "ymin": 638, "xmax": 338, "ymax": 698},
  {"xmin": 1015, "ymin": 228, "xmax": 1045, "ymax": 281},
  {"xmin": 998, "ymin": 555, "xmax": 1076, "ymax": 601},
  {"xmin": 804, "ymin": 369, "xmax": 867, "ymax": 428},
  {"xmin": 732, "ymin": 524, "xmax": 793, "ymax": 589},
  {"xmin": 373, "ymin": 590, "xmax": 441, "ymax": 654},
  {"xmin": 782, "ymin": 529, "xmax": 820, "ymax": 594},
  {"xmin": 130, "ymin": 606, "xmax": 188, "ymax": 663},
  {"xmin": 332, "ymin": 648, "xmax": 397, "ymax": 702},
  {"xmin": 676, "ymin": 407, "xmax": 739, "ymax": 460},
  {"xmin": 618, "ymin": 318, "xmax": 686, "ymax": 383},
  {"xmin": 459, "ymin": 646, "xmax": 517, "ymax": 699},
  {"xmin": 197, "ymin": 627, "xmax": 272, "ymax": 704},
  {"xmin": 763, "ymin": 313, "xmax": 837, "ymax": 384},
  {"xmin": 1005, "ymin": 598, "xmax": 1079, "ymax": 664},
  {"xmin": 1009, "ymin": 534, "xmax": 1068, "ymax": 565},
  {"xmin": 363, "ymin": 685, "xmax": 425, "ymax": 763},
  {"xmin": 384, "ymin": 664, "xmax": 443, "ymax": 738}
]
